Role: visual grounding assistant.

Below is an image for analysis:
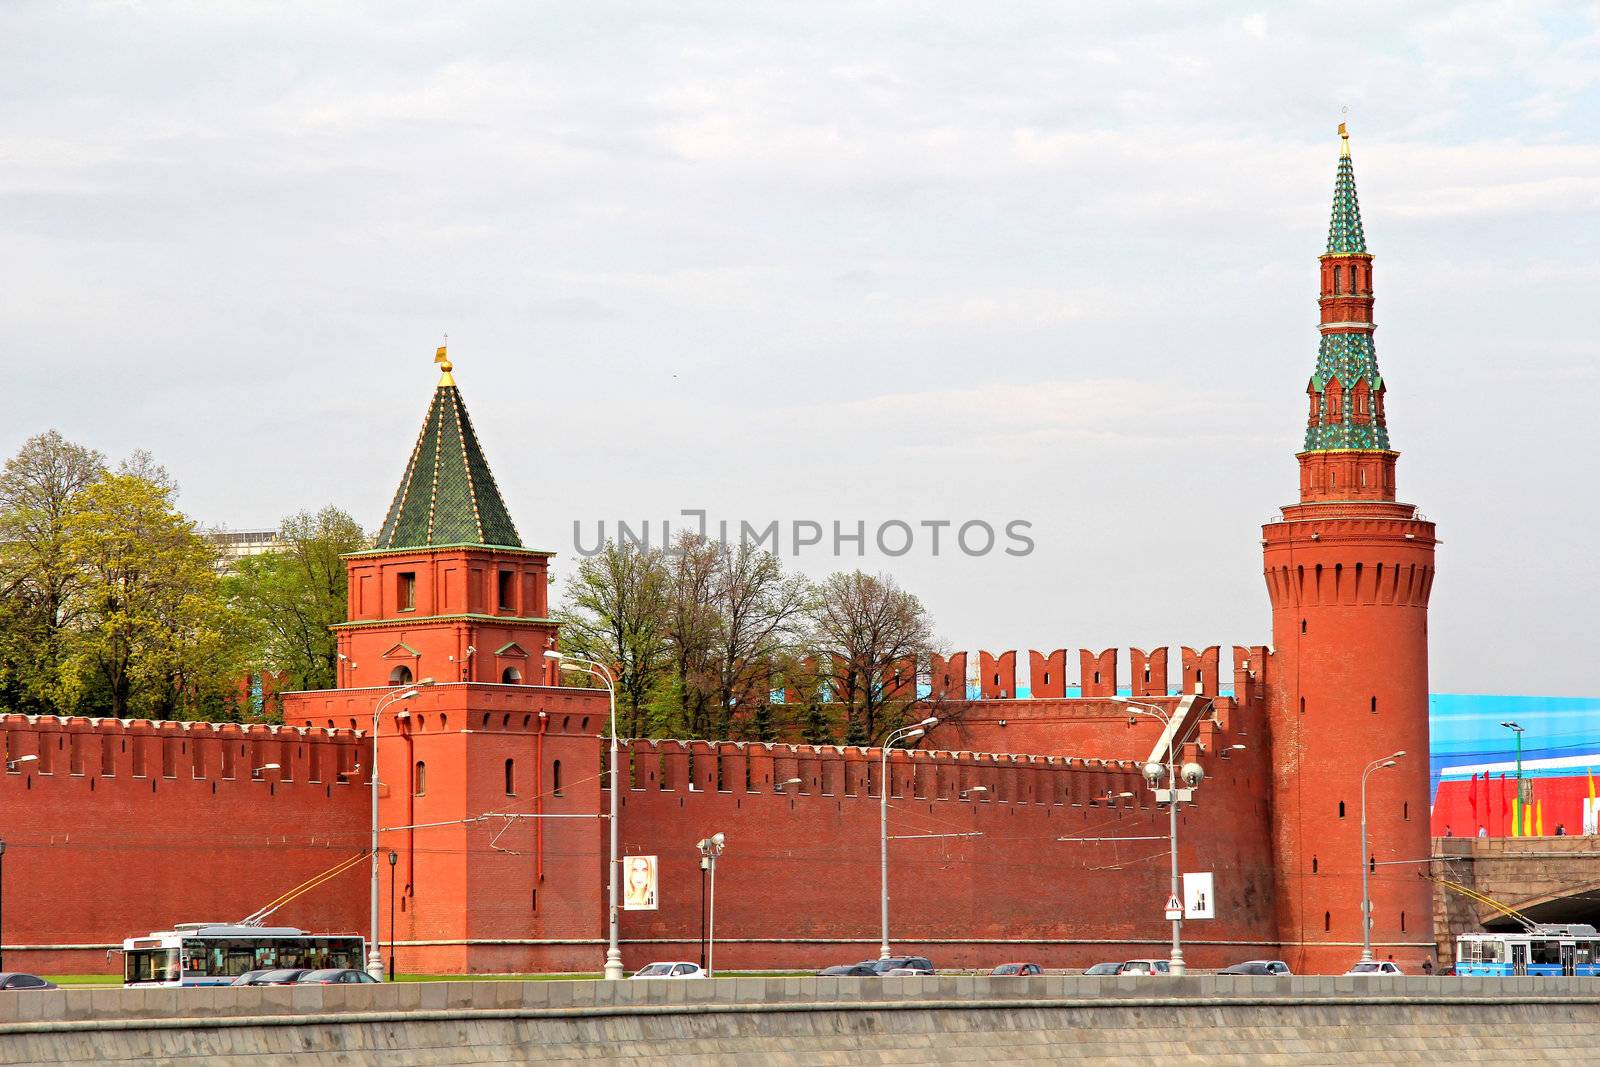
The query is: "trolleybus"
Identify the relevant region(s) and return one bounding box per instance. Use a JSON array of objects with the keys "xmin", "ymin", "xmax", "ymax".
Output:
[
  {"xmin": 1455, "ymin": 923, "xmax": 1600, "ymax": 977},
  {"xmin": 122, "ymin": 924, "xmax": 366, "ymax": 986}
]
